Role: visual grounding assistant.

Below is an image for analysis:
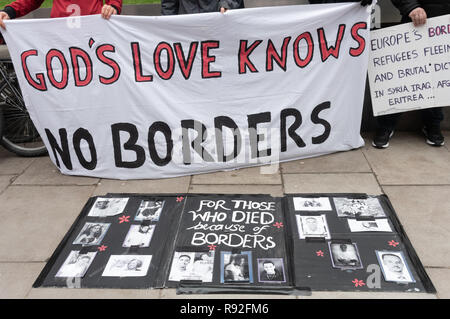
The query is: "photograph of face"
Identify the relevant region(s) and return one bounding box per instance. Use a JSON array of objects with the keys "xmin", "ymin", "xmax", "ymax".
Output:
[
  {"xmin": 122, "ymin": 224, "xmax": 155, "ymax": 248},
  {"xmin": 102, "ymin": 255, "xmax": 152, "ymax": 277},
  {"xmin": 293, "ymin": 197, "xmax": 332, "ymax": 211},
  {"xmin": 221, "ymin": 252, "xmax": 253, "ymax": 284},
  {"xmin": 376, "ymin": 251, "xmax": 415, "ymax": 283},
  {"xmin": 257, "ymin": 258, "xmax": 286, "ymax": 283},
  {"xmin": 168, "ymin": 252, "xmax": 214, "ymax": 282},
  {"xmin": 347, "ymin": 218, "xmax": 392, "ymax": 232},
  {"xmin": 88, "ymin": 197, "xmax": 129, "ymax": 217},
  {"xmin": 333, "ymin": 197, "xmax": 385, "ymax": 218},
  {"xmin": 73, "ymin": 222, "xmax": 110, "ymax": 246},
  {"xmin": 134, "ymin": 200, "xmax": 164, "ymax": 222},
  {"xmin": 55, "ymin": 251, "xmax": 97, "ymax": 278},
  {"xmin": 296, "ymin": 214, "xmax": 331, "ymax": 239},
  {"xmin": 329, "ymin": 242, "xmax": 363, "ymax": 270}
]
